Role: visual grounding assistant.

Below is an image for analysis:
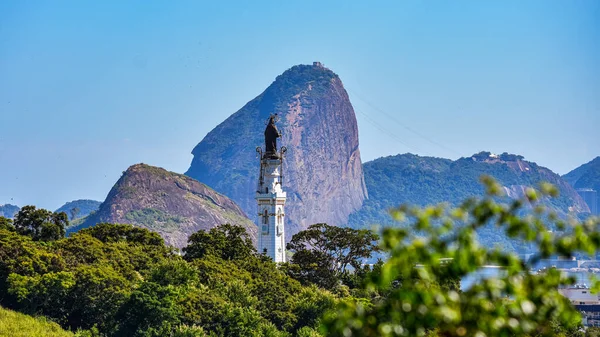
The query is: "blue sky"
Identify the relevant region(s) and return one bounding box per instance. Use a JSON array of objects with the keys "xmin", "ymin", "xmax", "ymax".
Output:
[{"xmin": 1, "ymin": 1, "xmax": 598, "ymax": 210}]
